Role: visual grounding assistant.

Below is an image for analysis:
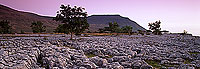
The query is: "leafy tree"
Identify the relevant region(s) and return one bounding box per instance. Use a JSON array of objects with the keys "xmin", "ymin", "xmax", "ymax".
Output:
[
  {"xmin": 30, "ymin": 21, "xmax": 46, "ymax": 33},
  {"xmin": 54, "ymin": 24, "xmax": 69, "ymax": 33},
  {"xmin": 54, "ymin": 4, "xmax": 88, "ymax": 39},
  {"xmin": 183, "ymin": 30, "xmax": 188, "ymax": 34},
  {"xmin": 109, "ymin": 22, "xmax": 119, "ymax": 33},
  {"xmin": 114, "ymin": 27, "xmax": 122, "ymax": 33},
  {"xmin": 148, "ymin": 20, "xmax": 161, "ymax": 35},
  {"xmin": 180, "ymin": 30, "xmax": 188, "ymax": 35},
  {"xmin": 0, "ymin": 20, "xmax": 12, "ymax": 34},
  {"xmin": 122, "ymin": 26, "xmax": 132, "ymax": 35},
  {"xmin": 103, "ymin": 22, "xmax": 122, "ymax": 33}
]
